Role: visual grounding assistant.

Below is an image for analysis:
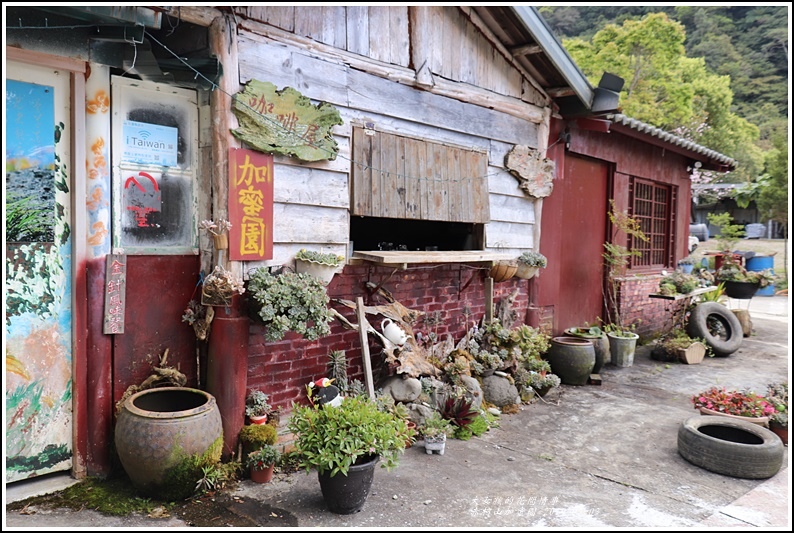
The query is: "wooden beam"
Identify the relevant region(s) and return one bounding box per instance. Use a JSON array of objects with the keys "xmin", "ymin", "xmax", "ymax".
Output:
[
  {"xmin": 485, "ymin": 276, "xmax": 494, "ymax": 322},
  {"xmin": 356, "ymin": 297, "xmax": 376, "ymax": 398},
  {"xmin": 511, "ymin": 43, "xmax": 543, "ymax": 57}
]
